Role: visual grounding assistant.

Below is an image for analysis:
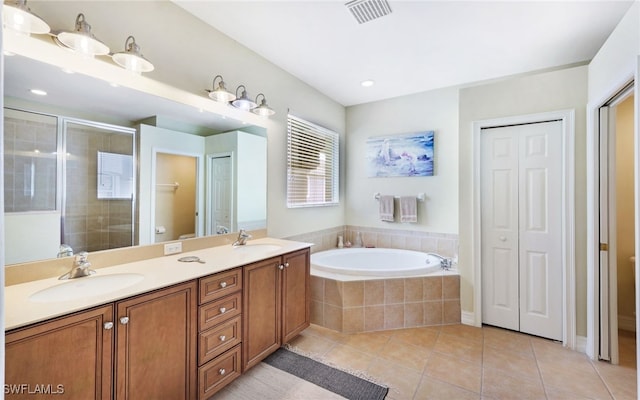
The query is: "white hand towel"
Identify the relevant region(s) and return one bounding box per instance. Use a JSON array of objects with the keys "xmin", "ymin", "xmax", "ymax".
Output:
[
  {"xmin": 379, "ymin": 195, "xmax": 395, "ymax": 222},
  {"xmin": 400, "ymin": 196, "xmax": 417, "ymax": 223}
]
